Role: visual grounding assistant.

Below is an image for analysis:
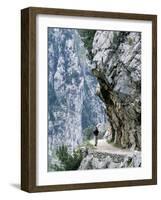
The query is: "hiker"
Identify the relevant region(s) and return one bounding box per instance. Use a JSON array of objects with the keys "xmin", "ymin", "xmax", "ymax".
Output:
[{"xmin": 93, "ymin": 126, "xmax": 99, "ymax": 146}]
